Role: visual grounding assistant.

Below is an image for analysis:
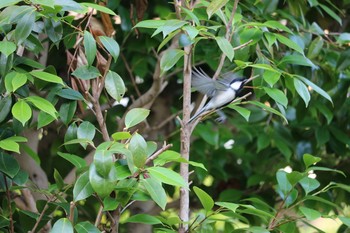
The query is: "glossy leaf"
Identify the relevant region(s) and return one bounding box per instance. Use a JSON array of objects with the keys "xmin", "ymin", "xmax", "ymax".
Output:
[
  {"xmin": 148, "ymin": 167, "xmax": 188, "ymax": 188},
  {"xmin": 0, "ymin": 0, "xmax": 21, "ymax": 9},
  {"xmin": 59, "ymin": 101, "xmax": 77, "ymax": 125},
  {"xmin": 297, "ymin": 76, "xmax": 333, "ymax": 105},
  {"xmin": 57, "ymin": 89, "xmax": 84, "ymax": 100},
  {"xmin": 307, "ymin": 37, "xmax": 324, "ymax": 59},
  {"xmin": 0, "ymin": 152, "xmax": 20, "ymax": 178},
  {"xmin": 303, "ymin": 154, "xmax": 321, "ymax": 168},
  {"xmin": 105, "ymin": 71, "xmax": 125, "ymax": 101},
  {"xmin": 103, "ymin": 196, "xmax": 119, "ymax": 211},
  {"xmin": 26, "ymin": 96, "xmax": 57, "ymax": 118},
  {"xmin": 84, "ymin": 30, "xmax": 96, "ymax": 66},
  {"xmin": 14, "ymin": 10, "xmax": 35, "ymax": 44},
  {"xmin": 141, "ymin": 176, "xmax": 167, "ymax": 210},
  {"xmin": 228, "ymin": 105, "xmax": 250, "ymax": 121},
  {"xmin": 77, "ymin": 121, "xmax": 96, "ymax": 145},
  {"xmin": 275, "ymin": 34, "xmax": 304, "ymax": 54},
  {"xmin": 12, "ymin": 100, "xmax": 32, "ymax": 126},
  {"xmin": 81, "ymin": 2, "xmax": 116, "ymax": 15},
  {"xmin": 207, "ymin": 0, "xmax": 229, "ymax": 19},
  {"xmin": 248, "ymin": 101, "xmax": 288, "ymax": 123},
  {"xmin": 299, "ymin": 177, "xmax": 320, "ymax": 195},
  {"xmin": 339, "ymin": 216, "xmax": 350, "ymax": 227},
  {"xmin": 276, "ymin": 170, "xmax": 292, "ymax": 193},
  {"xmin": 44, "ymin": 18, "xmax": 63, "ymax": 44},
  {"xmin": 57, "ymin": 151, "xmax": 87, "ymax": 169},
  {"xmin": 73, "ymin": 171, "xmax": 94, "ymax": 201},
  {"xmin": 0, "ymin": 96, "xmax": 12, "ymax": 123},
  {"xmin": 124, "ymin": 214, "xmax": 162, "ymax": 225},
  {"xmin": 0, "ymin": 41, "xmax": 16, "ymax": 57},
  {"xmin": 125, "ymin": 108, "xmax": 150, "ymax": 129},
  {"xmin": 279, "ymin": 54, "xmax": 318, "ymax": 69},
  {"xmin": 51, "ymin": 218, "xmax": 74, "ymax": 233},
  {"xmin": 30, "ymin": 70, "xmax": 64, "ymax": 85},
  {"xmin": 263, "ymin": 87, "xmax": 288, "ymax": 108},
  {"xmin": 93, "ymin": 149, "xmax": 114, "ymax": 178},
  {"xmin": 112, "ymin": 132, "xmax": 131, "ymax": 141},
  {"xmin": 193, "ymin": 186, "xmax": 214, "ymax": 212},
  {"xmin": 215, "ymin": 202, "xmax": 239, "ymax": 213},
  {"xmin": 129, "ymin": 133, "xmax": 147, "ymax": 168},
  {"xmin": 160, "ymin": 49, "xmax": 184, "ymax": 75},
  {"xmin": 299, "ymin": 206, "xmax": 321, "ymax": 220},
  {"xmin": 134, "ymin": 19, "xmax": 166, "ymax": 28},
  {"xmin": 72, "ymin": 65, "xmax": 100, "ymax": 80},
  {"xmin": 215, "ymin": 37, "xmax": 234, "ymax": 61},
  {"xmin": 293, "ymin": 78, "xmax": 310, "ymax": 107},
  {"xmin": 263, "ymin": 70, "xmax": 281, "ymax": 87},
  {"xmin": 54, "ymin": 169, "xmax": 64, "ymax": 190},
  {"xmin": 89, "ymin": 163, "xmax": 118, "ymax": 198},
  {"xmin": 37, "ymin": 112, "xmax": 55, "ymax": 128},
  {"xmin": 99, "ymin": 36, "xmax": 120, "ymax": 62}
]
